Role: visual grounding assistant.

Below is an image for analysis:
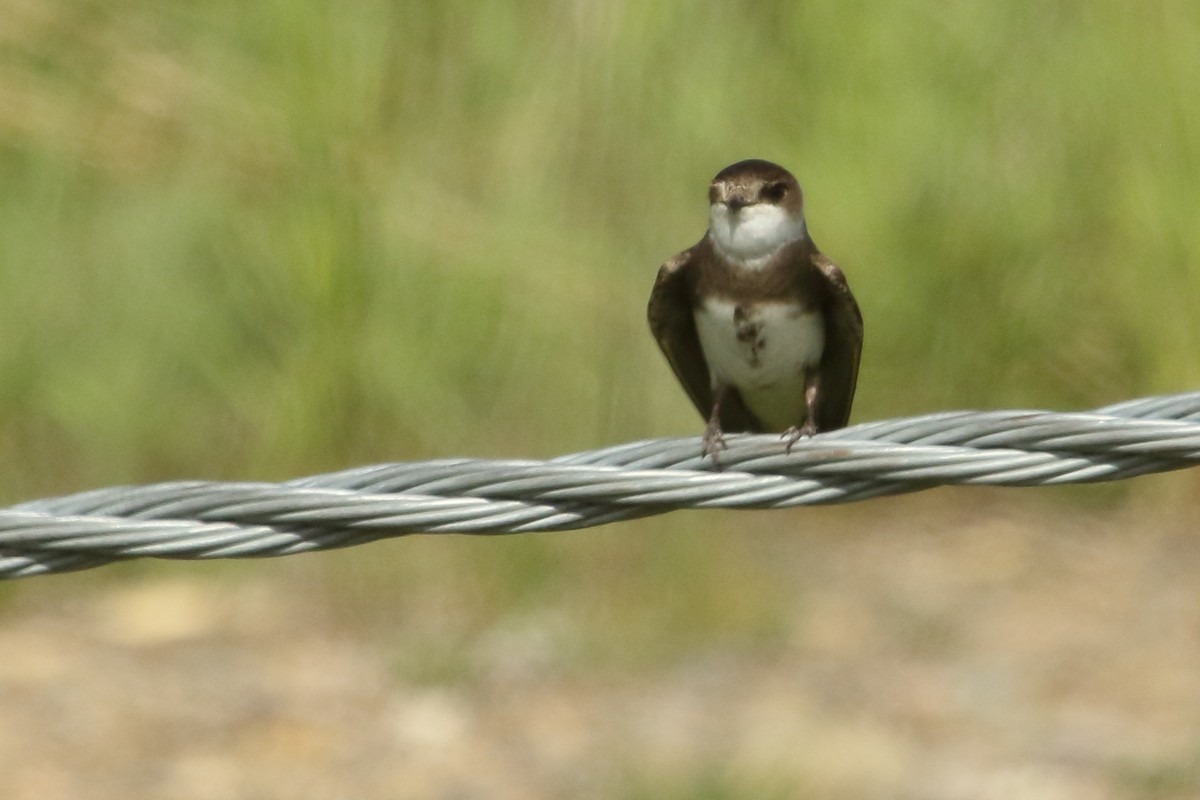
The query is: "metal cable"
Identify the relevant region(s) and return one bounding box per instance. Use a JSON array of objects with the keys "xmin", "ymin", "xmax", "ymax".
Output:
[{"xmin": 3, "ymin": 391, "xmax": 1199, "ymax": 579}]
